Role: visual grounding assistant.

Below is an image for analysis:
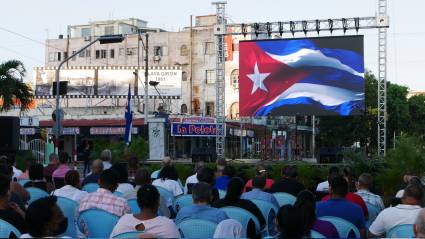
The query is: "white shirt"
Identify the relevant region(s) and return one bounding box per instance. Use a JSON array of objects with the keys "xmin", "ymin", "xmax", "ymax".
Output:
[
  {"xmin": 152, "ymin": 179, "xmax": 183, "ymax": 197},
  {"xmin": 116, "ymin": 183, "xmax": 134, "ymax": 194},
  {"xmin": 316, "ymin": 180, "xmax": 329, "ymax": 192},
  {"xmin": 13, "ymin": 166, "xmax": 23, "ymax": 179},
  {"xmin": 110, "ymin": 214, "xmax": 180, "ymax": 238},
  {"xmin": 102, "ymin": 161, "xmax": 112, "ymax": 170},
  {"xmin": 51, "ymin": 185, "xmax": 88, "ymax": 202},
  {"xmin": 369, "ymin": 204, "xmax": 422, "ymax": 236},
  {"xmin": 184, "ymin": 173, "xmax": 198, "ymax": 194}
]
